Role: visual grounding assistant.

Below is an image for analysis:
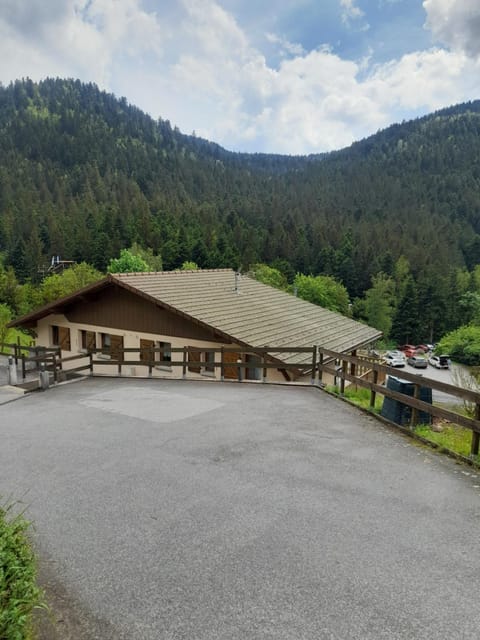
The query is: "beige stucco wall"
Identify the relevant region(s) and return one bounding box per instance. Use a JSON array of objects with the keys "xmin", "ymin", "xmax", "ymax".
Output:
[{"xmin": 35, "ymin": 314, "xmax": 290, "ymax": 383}]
